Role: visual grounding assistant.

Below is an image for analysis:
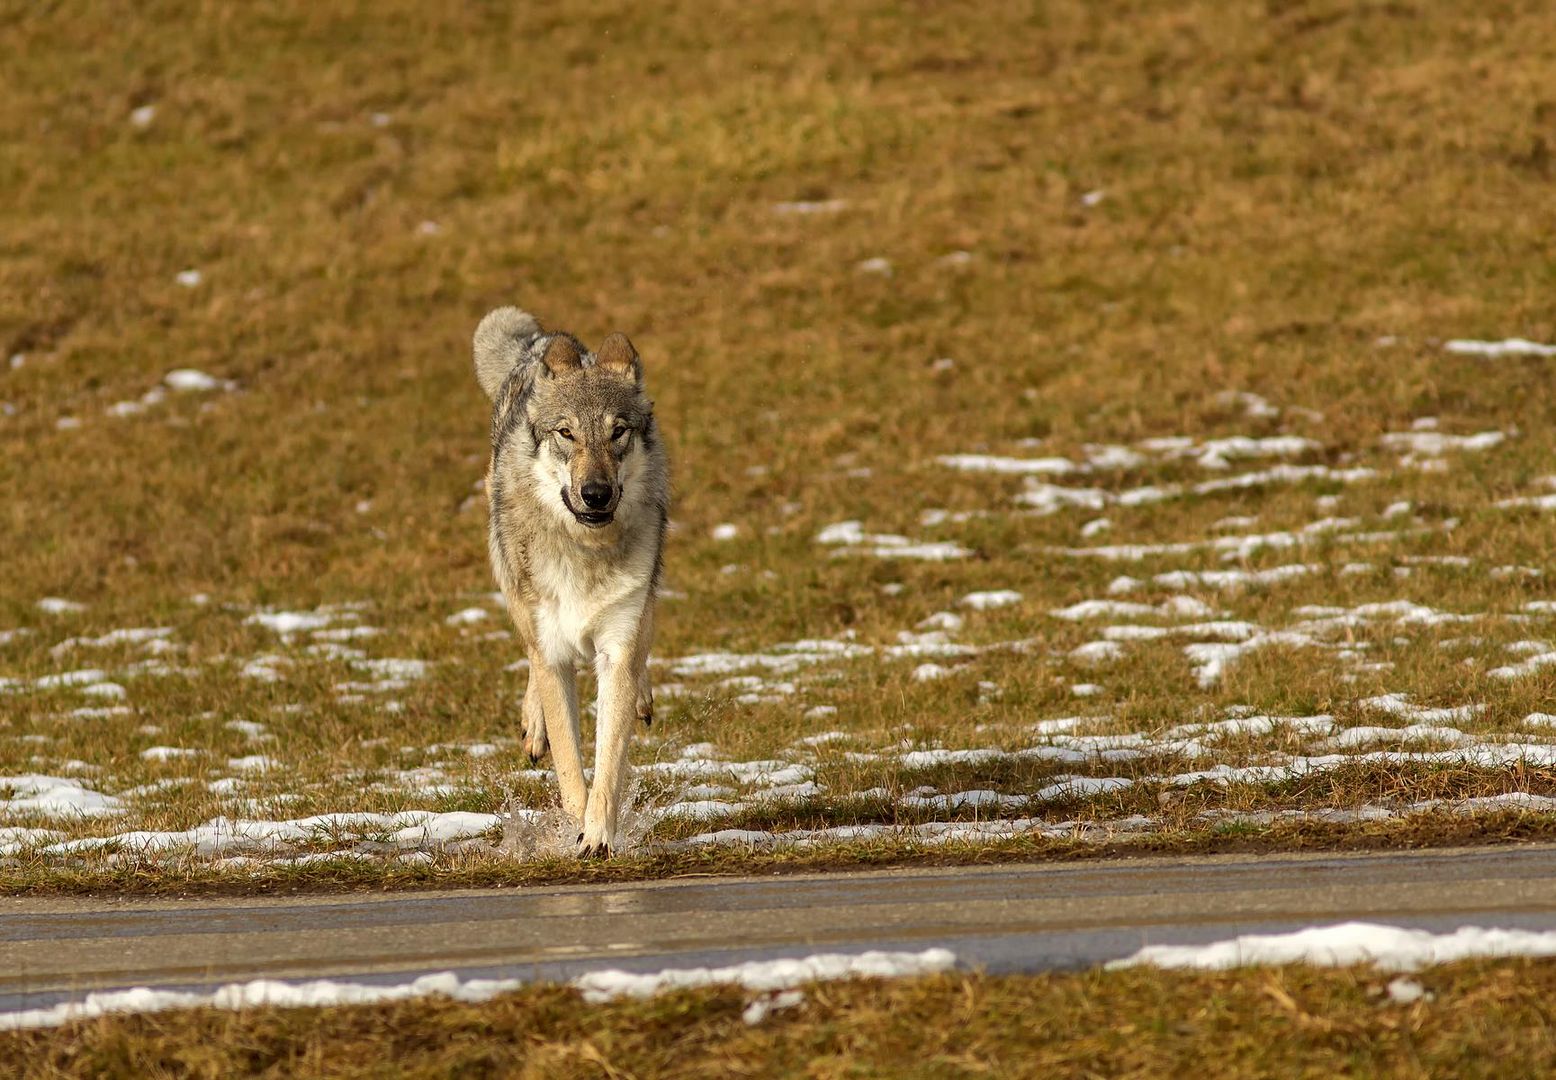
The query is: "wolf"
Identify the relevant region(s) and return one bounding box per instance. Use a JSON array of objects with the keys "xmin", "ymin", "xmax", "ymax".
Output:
[{"xmin": 472, "ymin": 305, "xmax": 669, "ymax": 856}]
